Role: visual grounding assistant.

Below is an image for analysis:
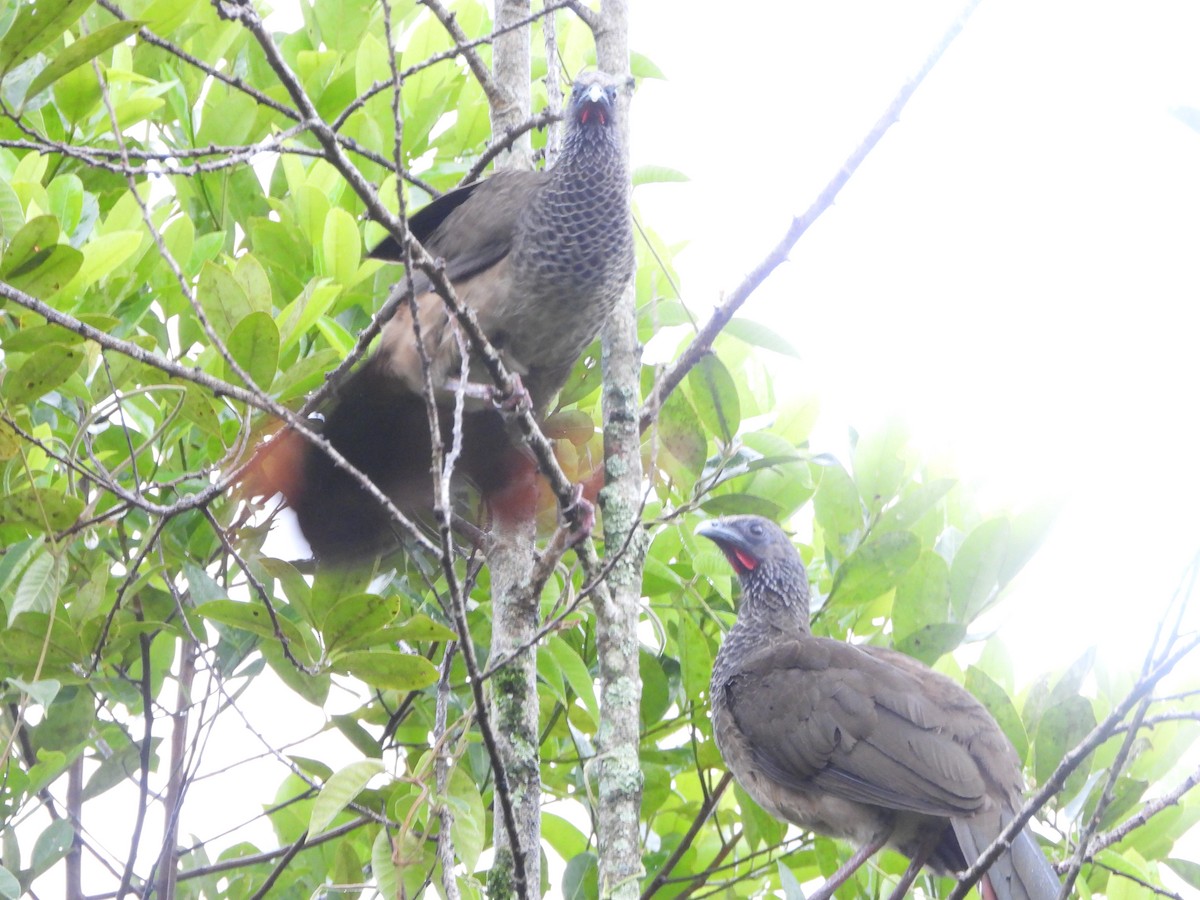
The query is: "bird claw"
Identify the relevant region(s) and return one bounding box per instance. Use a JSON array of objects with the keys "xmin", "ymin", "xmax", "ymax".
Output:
[
  {"xmin": 493, "ymin": 373, "xmax": 532, "ymax": 414},
  {"xmin": 563, "ymin": 483, "xmax": 595, "ymax": 545}
]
